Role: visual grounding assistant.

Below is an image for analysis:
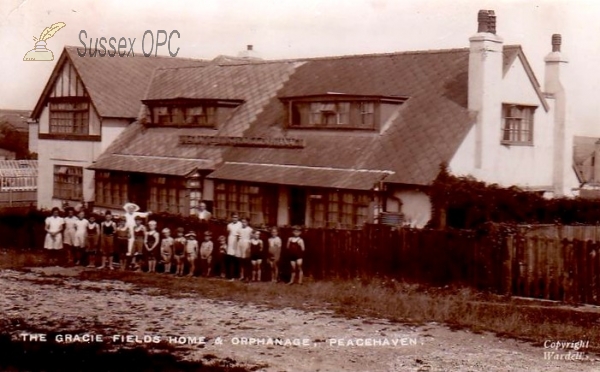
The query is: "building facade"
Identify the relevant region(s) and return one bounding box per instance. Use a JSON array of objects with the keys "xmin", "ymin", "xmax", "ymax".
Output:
[{"xmin": 32, "ymin": 10, "xmax": 578, "ymax": 227}]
